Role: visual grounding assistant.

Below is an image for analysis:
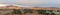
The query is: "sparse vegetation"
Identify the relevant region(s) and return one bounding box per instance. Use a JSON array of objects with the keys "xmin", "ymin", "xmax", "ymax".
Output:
[{"xmin": 23, "ymin": 9, "xmax": 33, "ymax": 14}]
